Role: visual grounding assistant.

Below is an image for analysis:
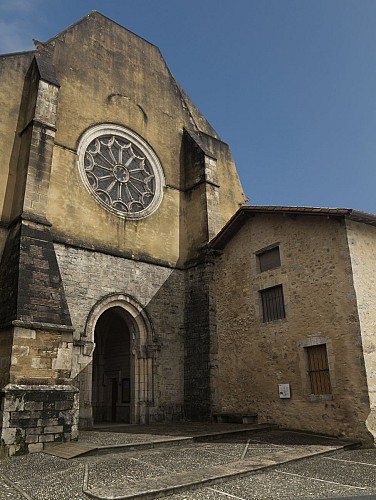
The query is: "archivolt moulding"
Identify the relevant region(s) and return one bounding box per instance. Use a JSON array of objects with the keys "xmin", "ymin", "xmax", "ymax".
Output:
[{"xmin": 84, "ymin": 293, "xmax": 154, "ymax": 352}]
